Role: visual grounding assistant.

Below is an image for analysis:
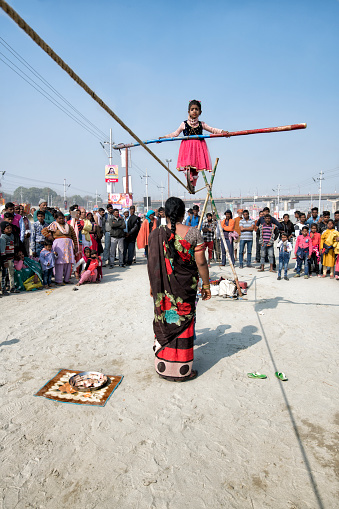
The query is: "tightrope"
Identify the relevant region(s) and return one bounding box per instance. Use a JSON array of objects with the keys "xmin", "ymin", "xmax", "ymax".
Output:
[{"xmin": 0, "ymin": 0, "xmax": 188, "ymax": 190}]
